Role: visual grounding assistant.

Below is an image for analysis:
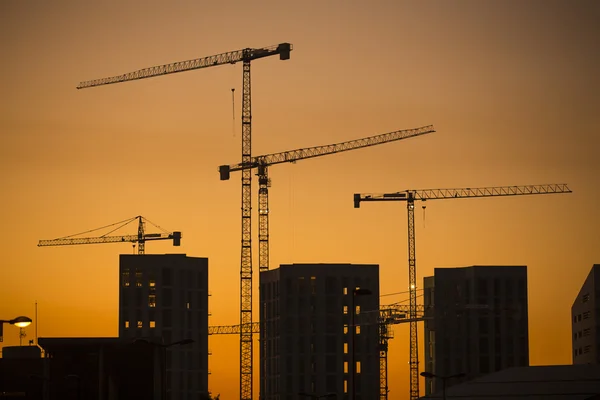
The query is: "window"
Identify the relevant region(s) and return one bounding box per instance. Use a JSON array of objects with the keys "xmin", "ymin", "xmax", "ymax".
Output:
[
  {"xmin": 583, "ymin": 293, "xmax": 590, "ymax": 303},
  {"xmin": 584, "ymin": 328, "xmax": 591, "ymax": 337},
  {"xmin": 583, "ymin": 311, "xmax": 591, "ymax": 320},
  {"xmin": 135, "ymin": 269, "xmax": 143, "ymax": 287},
  {"xmin": 149, "ymin": 279, "xmax": 156, "ymax": 288},
  {"xmin": 137, "ymin": 320, "xmax": 143, "ymax": 328},
  {"xmin": 344, "ymin": 379, "xmax": 348, "ymax": 393},
  {"xmin": 343, "ymin": 306, "xmax": 348, "ymax": 314},
  {"xmin": 344, "ymin": 343, "xmax": 348, "ymax": 354},
  {"xmin": 343, "ymin": 287, "xmax": 348, "ymax": 295},
  {"xmin": 122, "ymin": 269, "xmax": 130, "ymax": 287},
  {"xmin": 344, "ymin": 361, "xmax": 348, "ymax": 373},
  {"xmin": 125, "ymin": 320, "xmax": 130, "ymax": 329},
  {"xmin": 356, "ymin": 361, "xmax": 361, "ymax": 374},
  {"xmin": 150, "ymin": 321, "xmax": 156, "ymax": 328},
  {"xmin": 148, "ymin": 294, "xmax": 156, "ymax": 308},
  {"xmin": 584, "ymin": 345, "xmax": 591, "ymax": 354},
  {"xmin": 356, "ymin": 326, "xmax": 361, "ymax": 335},
  {"xmin": 356, "ymin": 305, "xmax": 361, "ymax": 315}
]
